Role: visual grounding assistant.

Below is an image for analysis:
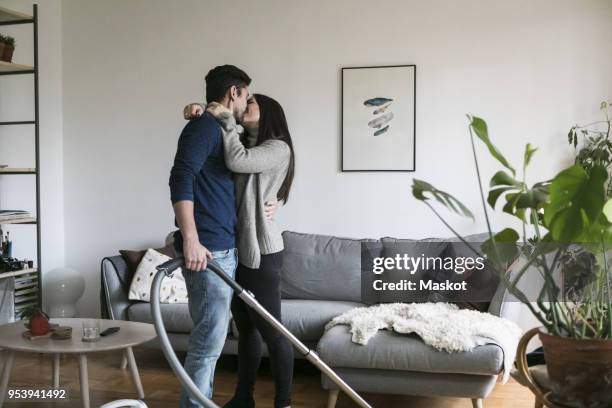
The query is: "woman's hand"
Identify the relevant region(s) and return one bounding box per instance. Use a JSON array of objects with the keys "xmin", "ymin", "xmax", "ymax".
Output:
[
  {"xmin": 264, "ymin": 199, "xmax": 280, "ymax": 220},
  {"xmin": 206, "ymin": 102, "xmax": 238, "ymax": 132},
  {"xmin": 206, "ymin": 102, "xmax": 233, "ymax": 120},
  {"xmin": 183, "ymin": 103, "xmax": 205, "ymax": 120}
]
